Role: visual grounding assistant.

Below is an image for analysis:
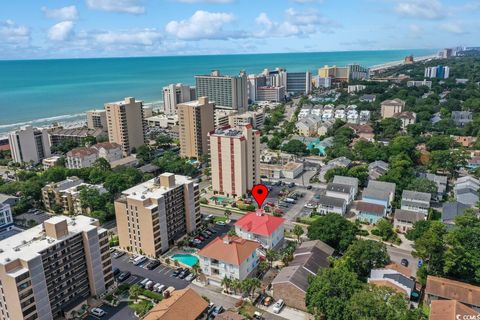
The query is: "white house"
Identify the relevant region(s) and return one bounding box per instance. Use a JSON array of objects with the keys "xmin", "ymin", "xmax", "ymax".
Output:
[
  {"xmin": 317, "ymin": 196, "xmax": 347, "ymax": 215},
  {"xmin": 326, "ymin": 183, "xmax": 355, "ymax": 205},
  {"xmin": 401, "ymin": 190, "xmax": 431, "ymax": 215},
  {"xmin": 234, "ymin": 211, "xmax": 285, "ymax": 249},
  {"xmin": 198, "ymin": 236, "xmax": 260, "ymax": 285},
  {"xmin": 66, "ymin": 142, "xmax": 123, "ymax": 169}
]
